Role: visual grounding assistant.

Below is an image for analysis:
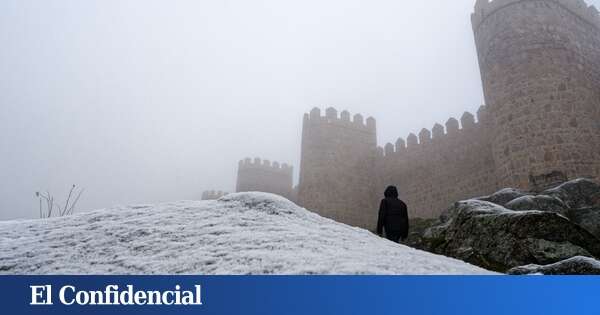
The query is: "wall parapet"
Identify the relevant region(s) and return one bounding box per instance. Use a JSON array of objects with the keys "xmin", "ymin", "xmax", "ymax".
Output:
[
  {"xmin": 238, "ymin": 157, "xmax": 293, "ymax": 175},
  {"xmin": 304, "ymin": 107, "xmax": 376, "ymax": 133},
  {"xmin": 471, "ymin": 0, "xmax": 600, "ymax": 31},
  {"xmin": 381, "ymin": 108, "xmax": 489, "ymax": 157}
]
